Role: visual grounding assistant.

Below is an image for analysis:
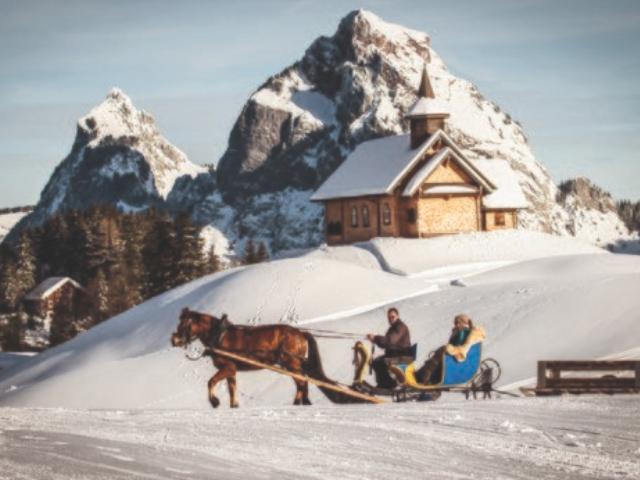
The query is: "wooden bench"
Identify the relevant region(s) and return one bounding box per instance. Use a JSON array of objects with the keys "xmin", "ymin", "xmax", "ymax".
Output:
[{"xmin": 521, "ymin": 360, "xmax": 640, "ymax": 396}]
